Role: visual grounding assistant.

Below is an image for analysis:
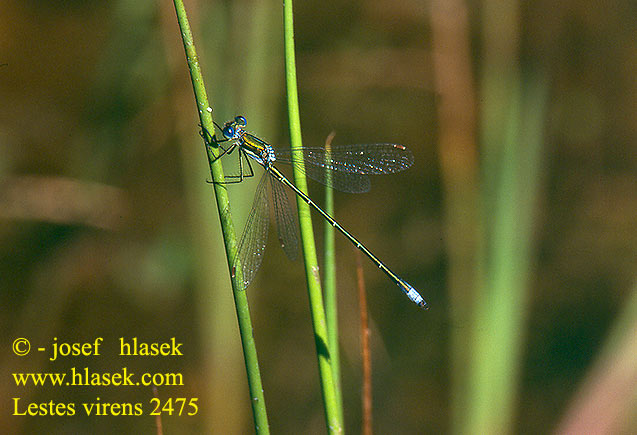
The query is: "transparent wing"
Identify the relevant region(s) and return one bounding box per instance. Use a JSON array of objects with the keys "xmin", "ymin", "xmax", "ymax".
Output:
[
  {"xmin": 269, "ymin": 174, "xmax": 298, "ymax": 261},
  {"xmin": 273, "ymin": 144, "xmax": 414, "ymax": 193},
  {"xmin": 290, "ymin": 161, "xmax": 371, "ymax": 193},
  {"xmin": 233, "ymin": 173, "xmax": 269, "ymax": 289}
]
